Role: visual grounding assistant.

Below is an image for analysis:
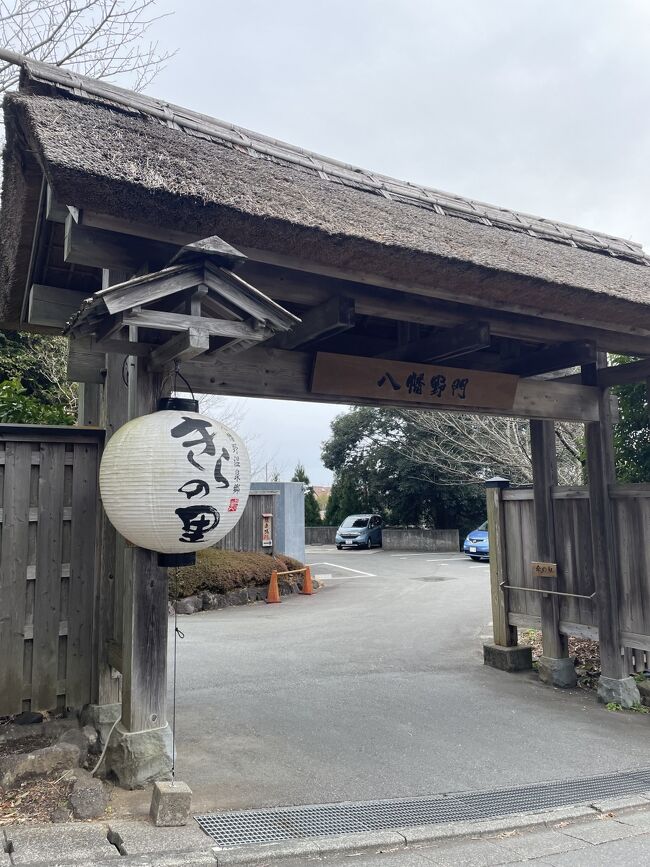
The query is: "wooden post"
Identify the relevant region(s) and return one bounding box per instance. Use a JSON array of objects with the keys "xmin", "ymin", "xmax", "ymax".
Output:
[
  {"xmin": 77, "ymin": 383, "xmax": 102, "ymax": 426},
  {"xmin": 93, "ymin": 270, "xmax": 129, "ymax": 705},
  {"xmin": 120, "ymin": 346, "xmax": 169, "ymax": 732},
  {"xmin": 485, "ymin": 477, "xmax": 516, "ymax": 647},
  {"xmin": 582, "ymin": 360, "xmax": 638, "ymax": 705},
  {"xmin": 530, "ymin": 421, "xmax": 576, "ymax": 687},
  {"xmin": 583, "ymin": 375, "xmax": 624, "ymax": 680},
  {"xmin": 530, "ymin": 420, "xmax": 566, "ymax": 659}
]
